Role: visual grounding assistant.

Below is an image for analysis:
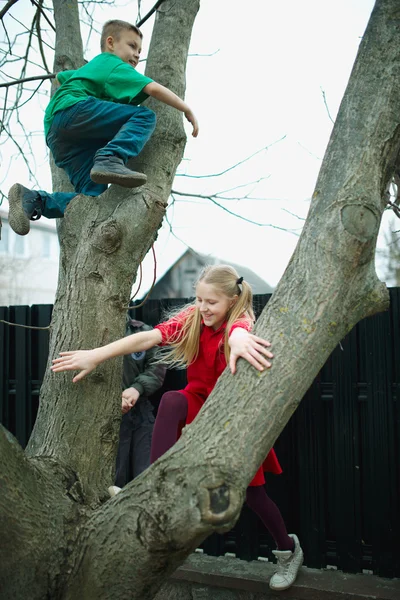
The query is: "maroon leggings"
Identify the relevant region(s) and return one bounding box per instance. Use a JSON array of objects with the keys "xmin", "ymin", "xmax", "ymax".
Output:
[{"xmin": 150, "ymin": 391, "xmax": 294, "ymax": 551}]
